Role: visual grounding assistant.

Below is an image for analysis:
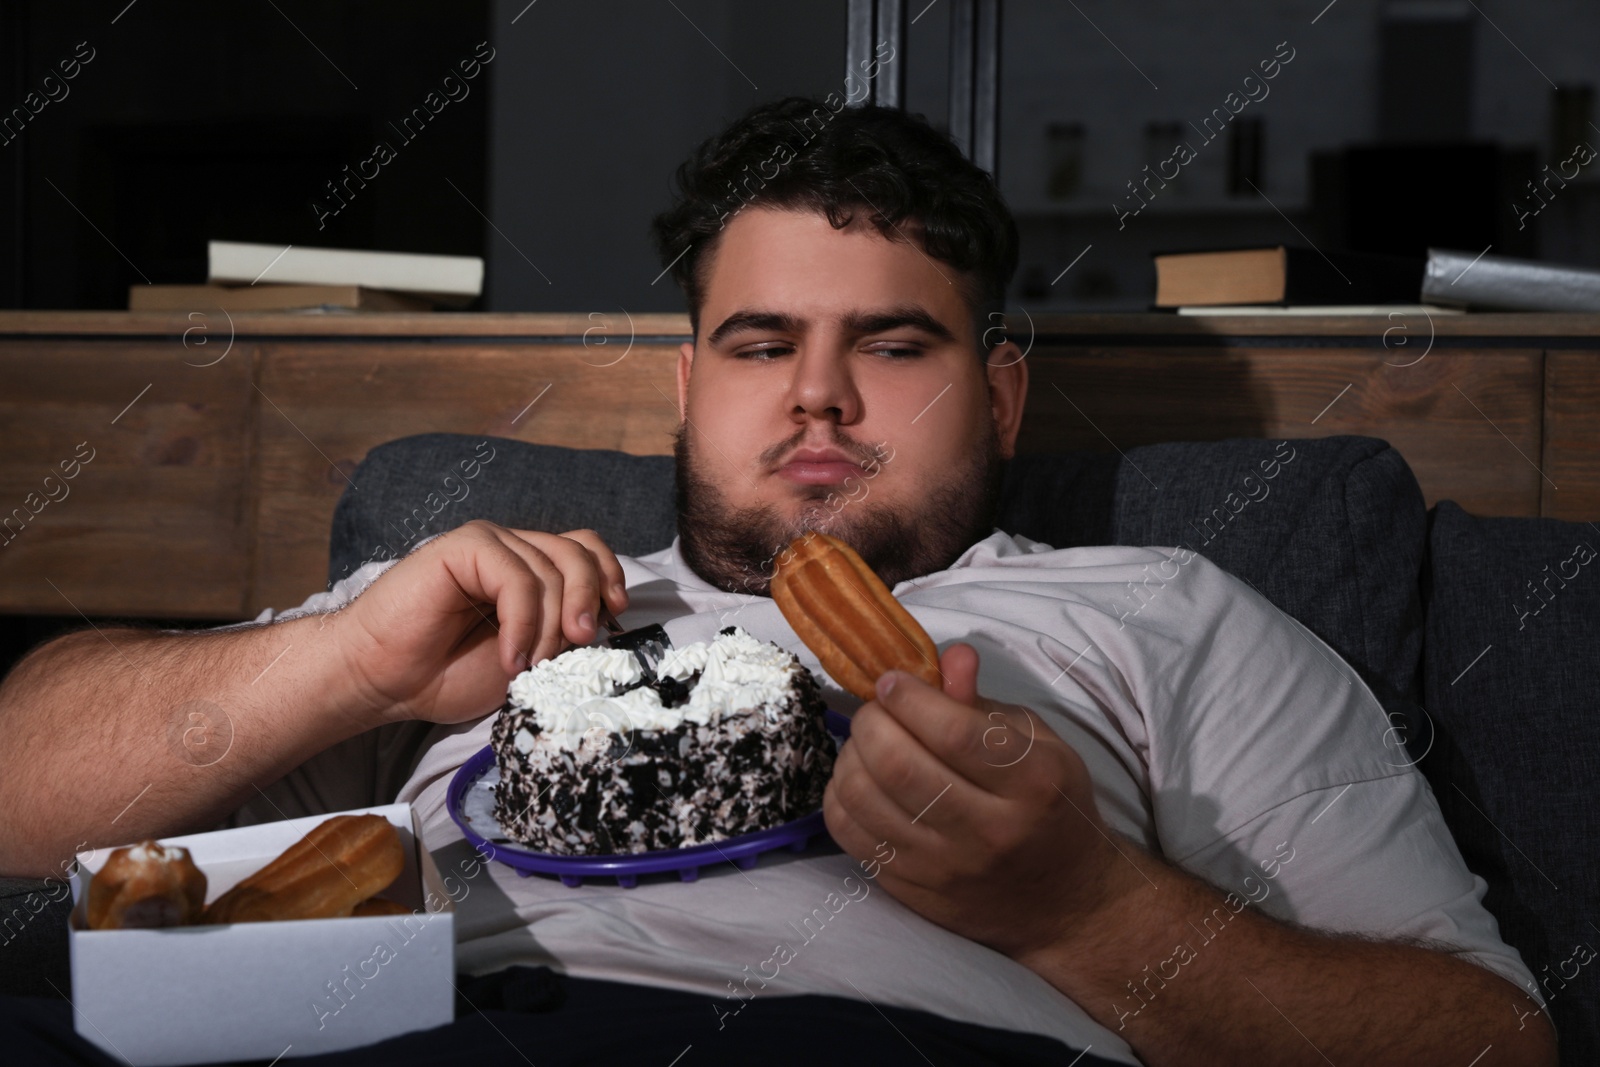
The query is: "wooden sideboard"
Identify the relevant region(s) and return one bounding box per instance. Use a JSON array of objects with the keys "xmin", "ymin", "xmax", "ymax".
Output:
[{"xmin": 2, "ymin": 310, "xmax": 1597, "ymax": 620}]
